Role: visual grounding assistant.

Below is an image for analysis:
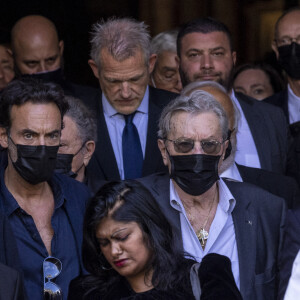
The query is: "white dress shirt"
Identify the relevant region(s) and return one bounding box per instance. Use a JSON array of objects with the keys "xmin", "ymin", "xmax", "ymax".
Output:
[
  {"xmin": 231, "ymin": 91, "xmax": 261, "ymax": 169},
  {"xmin": 288, "ymin": 84, "xmax": 300, "ymax": 124},
  {"xmin": 284, "ymin": 250, "xmax": 300, "ymax": 300},
  {"xmin": 169, "ymin": 178, "xmax": 240, "ymax": 289}
]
